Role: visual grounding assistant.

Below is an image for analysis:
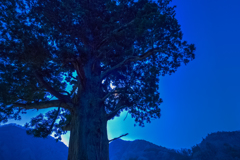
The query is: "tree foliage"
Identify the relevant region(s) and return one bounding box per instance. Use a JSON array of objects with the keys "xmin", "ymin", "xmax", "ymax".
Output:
[{"xmin": 0, "ymin": 0, "xmax": 195, "ymax": 140}]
